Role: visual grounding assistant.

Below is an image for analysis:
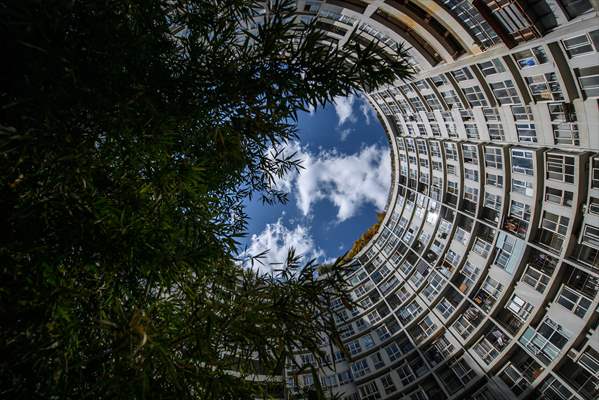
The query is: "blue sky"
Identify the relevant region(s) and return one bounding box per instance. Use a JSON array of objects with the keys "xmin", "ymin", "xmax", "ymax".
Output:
[{"xmin": 240, "ymin": 94, "xmax": 391, "ymax": 272}]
